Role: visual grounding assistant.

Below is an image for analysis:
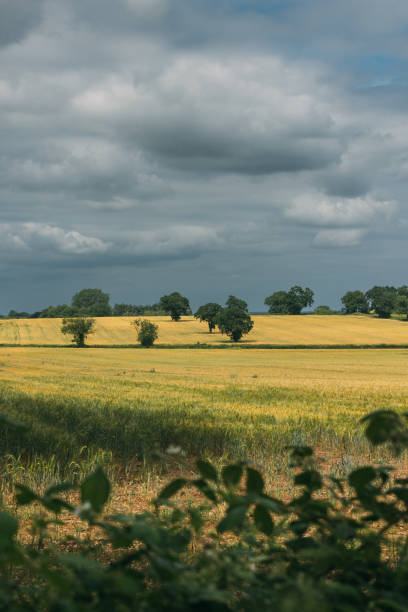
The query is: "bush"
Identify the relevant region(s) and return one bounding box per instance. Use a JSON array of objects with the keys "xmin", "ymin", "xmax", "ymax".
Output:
[
  {"xmin": 1, "ymin": 409, "xmax": 408, "ymax": 609},
  {"xmin": 132, "ymin": 318, "xmax": 159, "ymax": 347}
]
